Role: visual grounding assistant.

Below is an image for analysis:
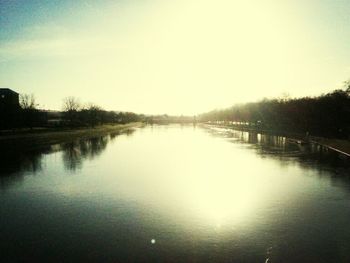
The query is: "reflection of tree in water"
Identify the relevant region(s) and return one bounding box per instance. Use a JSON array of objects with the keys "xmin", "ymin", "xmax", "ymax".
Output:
[
  {"xmin": 61, "ymin": 142, "xmax": 83, "ymax": 171},
  {"xmin": 109, "ymin": 128, "xmax": 135, "ymax": 141},
  {"xmin": 61, "ymin": 136, "xmax": 109, "ymax": 171},
  {"xmin": 0, "ymin": 148, "xmax": 48, "ymax": 189},
  {"xmin": 0, "ymin": 129, "xmax": 136, "ymax": 188},
  {"xmin": 253, "ymin": 133, "xmax": 349, "ymax": 174},
  {"xmin": 210, "ymin": 128, "xmax": 350, "ymax": 176}
]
